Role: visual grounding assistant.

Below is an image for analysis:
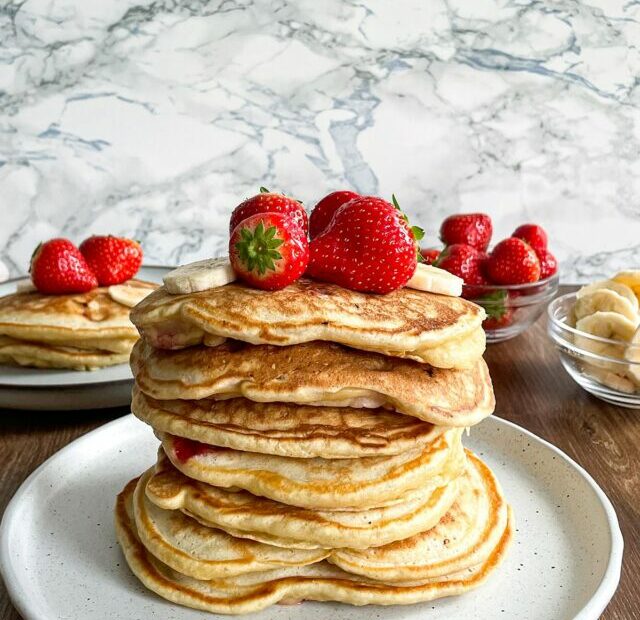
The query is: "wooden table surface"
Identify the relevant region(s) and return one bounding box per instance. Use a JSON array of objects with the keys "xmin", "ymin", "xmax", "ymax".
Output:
[{"xmin": 0, "ymin": 288, "xmax": 638, "ymax": 619}]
